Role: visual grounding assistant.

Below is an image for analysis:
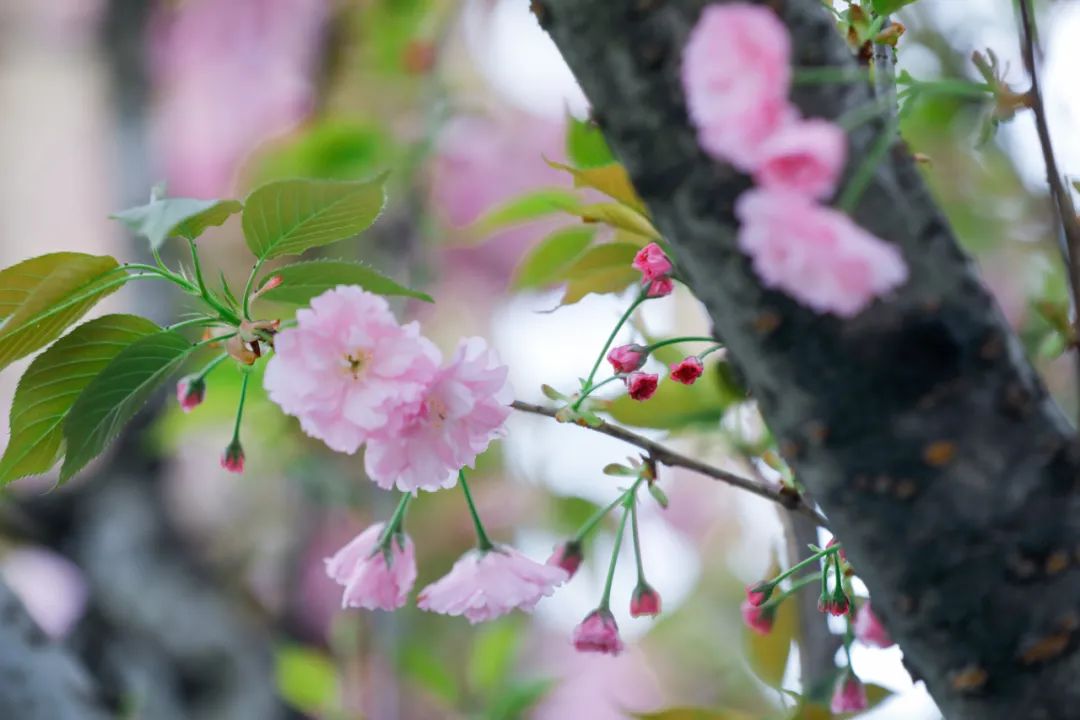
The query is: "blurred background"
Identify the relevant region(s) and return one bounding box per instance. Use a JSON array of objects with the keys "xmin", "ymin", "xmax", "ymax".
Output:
[{"xmin": 0, "ymin": 0, "xmax": 1078, "ymax": 718}]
